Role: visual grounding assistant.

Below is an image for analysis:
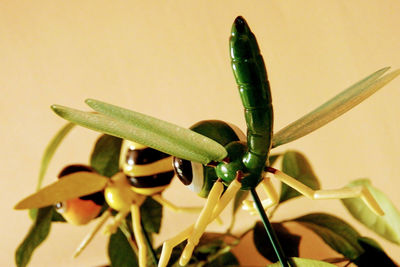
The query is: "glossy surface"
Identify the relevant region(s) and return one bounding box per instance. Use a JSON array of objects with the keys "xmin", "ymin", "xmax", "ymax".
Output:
[
  {"xmin": 224, "ymin": 16, "xmax": 274, "ymax": 189},
  {"xmin": 120, "ymin": 140, "xmax": 174, "ymax": 195},
  {"xmin": 173, "ymin": 120, "xmax": 243, "ymax": 196}
]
